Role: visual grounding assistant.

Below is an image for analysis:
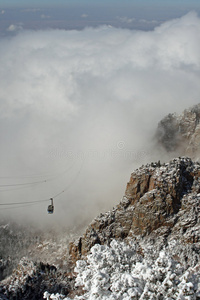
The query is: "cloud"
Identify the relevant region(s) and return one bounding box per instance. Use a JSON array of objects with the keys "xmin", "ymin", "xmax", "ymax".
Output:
[
  {"xmin": 118, "ymin": 16, "xmax": 136, "ymax": 24},
  {"xmin": 40, "ymin": 14, "xmax": 51, "ymax": 19},
  {"xmin": 1, "ymin": 10, "xmax": 5, "ymax": 14},
  {"xmin": 21, "ymin": 8, "xmax": 41, "ymax": 13},
  {"xmin": 81, "ymin": 14, "xmax": 88, "ymax": 18},
  {"xmin": 7, "ymin": 24, "xmax": 18, "ymax": 31},
  {"xmin": 0, "ymin": 12, "xmax": 200, "ymax": 228},
  {"xmin": 139, "ymin": 19, "xmax": 159, "ymax": 25},
  {"xmin": 6, "ymin": 23, "xmax": 23, "ymax": 32}
]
